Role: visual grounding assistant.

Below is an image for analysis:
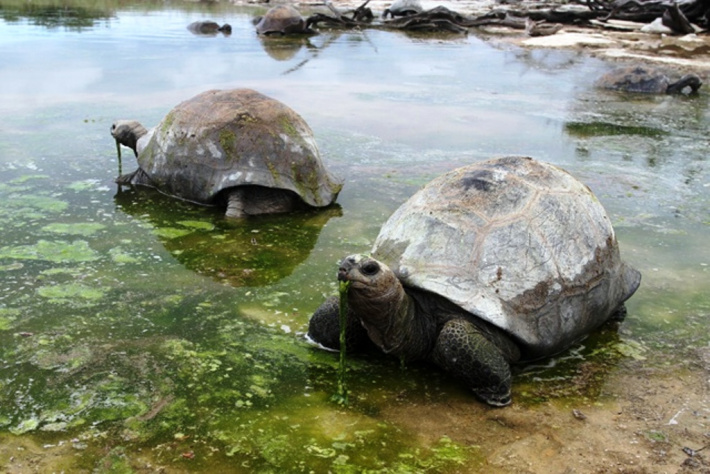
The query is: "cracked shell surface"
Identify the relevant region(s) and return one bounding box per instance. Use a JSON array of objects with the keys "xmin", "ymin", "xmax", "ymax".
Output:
[
  {"xmin": 372, "ymin": 156, "xmax": 640, "ymax": 358},
  {"xmin": 137, "ymin": 88, "xmax": 342, "ymax": 207}
]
